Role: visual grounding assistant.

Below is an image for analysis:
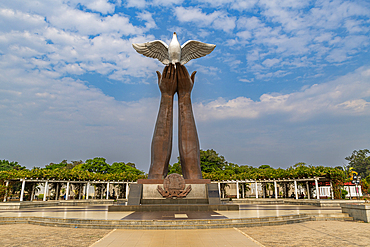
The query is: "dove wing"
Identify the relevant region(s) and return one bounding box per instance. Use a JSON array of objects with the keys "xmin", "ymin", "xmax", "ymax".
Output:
[
  {"xmin": 132, "ymin": 40, "xmax": 170, "ymax": 65},
  {"xmin": 180, "ymin": 41, "xmax": 216, "ymax": 65}
]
